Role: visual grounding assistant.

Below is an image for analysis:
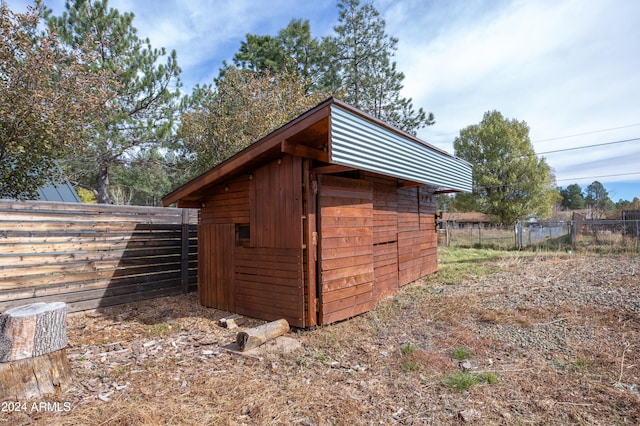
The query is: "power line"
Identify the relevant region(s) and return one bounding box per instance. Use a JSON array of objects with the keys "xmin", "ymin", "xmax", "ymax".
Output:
[
  {"xmin": 555, "ymin": 172, "xmax": 640, "ymax": 182},
  {"xmin": 533, "ymin": 123, "xmax": 640, "ymax": 143},
  {"xmin": 536, "ymin": 137, "xmax": 640, "ymax": 155},
  {"xmin": 474, "ymin": 172, "xmax": 640, "ymax": 191}
]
